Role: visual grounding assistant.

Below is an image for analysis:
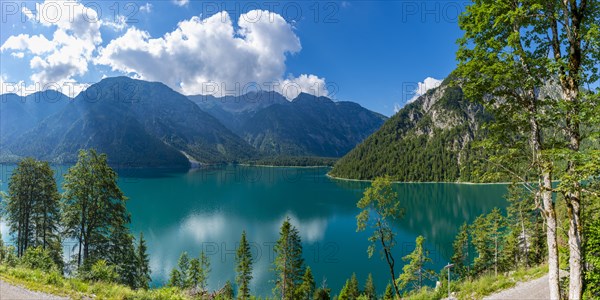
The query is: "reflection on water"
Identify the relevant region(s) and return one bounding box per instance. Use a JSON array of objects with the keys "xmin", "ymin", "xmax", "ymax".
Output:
[{"xmin": 0, "ymin": 165, "xmax": 508, "ymax": 296}]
